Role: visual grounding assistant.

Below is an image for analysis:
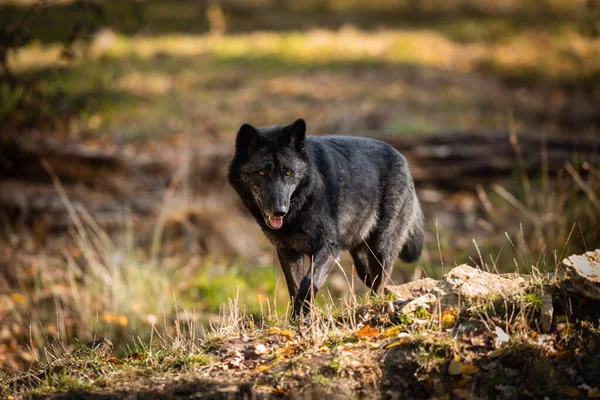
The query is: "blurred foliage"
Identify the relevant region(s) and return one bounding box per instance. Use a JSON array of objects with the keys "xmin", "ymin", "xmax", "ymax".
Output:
[
  {"xmin": 0, "ymin": 0, "xmax": 107, "ymax": 129},
  {"xmin": 0, "ymin": 0, "xmax": 598, "ymax": 135}
]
